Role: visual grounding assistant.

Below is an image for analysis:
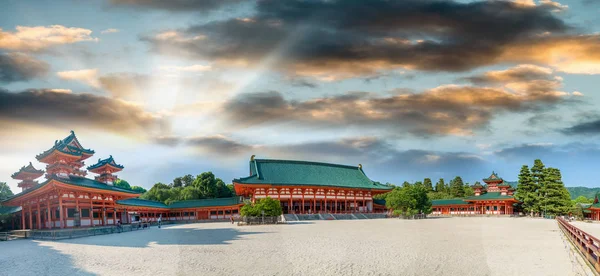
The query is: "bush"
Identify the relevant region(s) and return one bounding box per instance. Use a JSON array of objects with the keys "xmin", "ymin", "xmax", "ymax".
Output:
[{"xmin": 240, "ymin": 197, "xmax": 282, "ymax": 217}]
